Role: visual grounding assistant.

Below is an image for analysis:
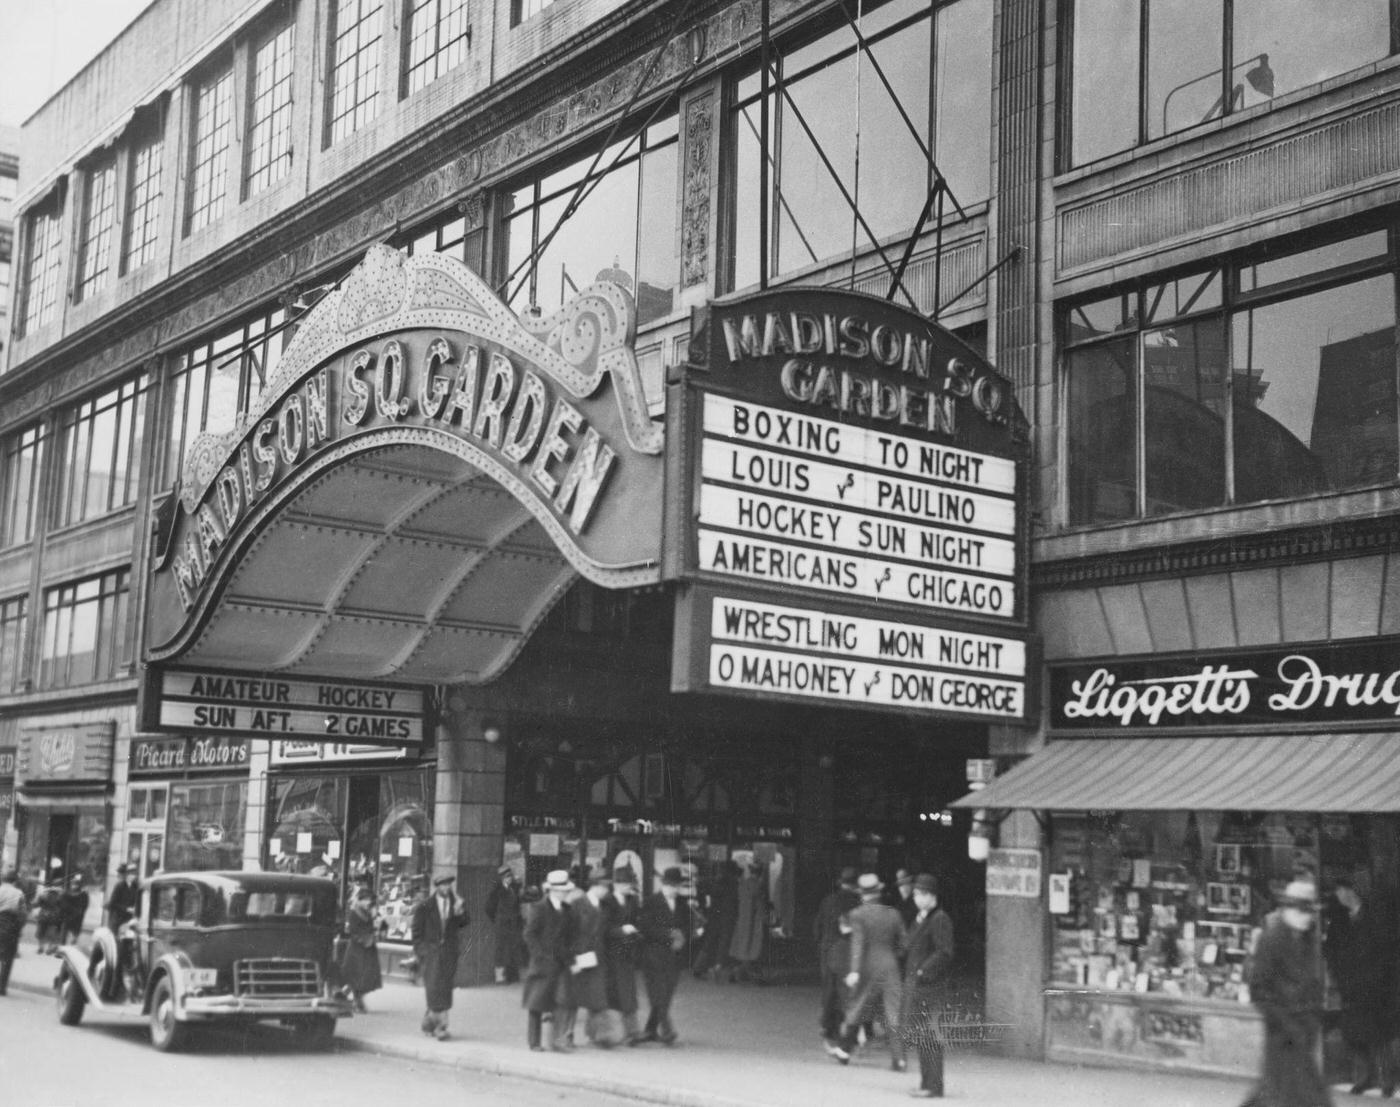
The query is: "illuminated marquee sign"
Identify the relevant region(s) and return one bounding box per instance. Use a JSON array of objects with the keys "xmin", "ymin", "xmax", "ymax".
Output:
[
  {"xmin": 150, "ymin": 668, "xmax": 426, "ymax": 746},
  {"xmin": 668, "ymin": 287, "xmax": 1031, "ymax": 721}
]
